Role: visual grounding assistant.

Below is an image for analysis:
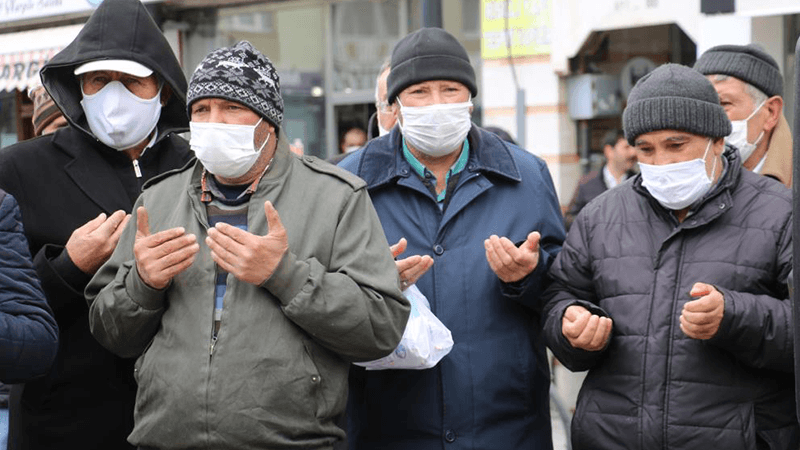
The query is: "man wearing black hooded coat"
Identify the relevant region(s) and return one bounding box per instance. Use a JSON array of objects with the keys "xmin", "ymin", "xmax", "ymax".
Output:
[{"xmin": 0, "ymin": 0, "xmax": 193, "ymax": 447}]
